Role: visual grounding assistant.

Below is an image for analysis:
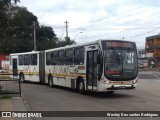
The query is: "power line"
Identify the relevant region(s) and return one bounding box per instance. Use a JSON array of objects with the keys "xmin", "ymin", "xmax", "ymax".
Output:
[
  {"xmin": 78, "ymin": 26, "xmax": 160, "ymax": 40},
  {"xmin": 68, "ymin": 10, "xmax": 160, "ymax": 34},
  {"xmin": 88, "ymin": 0, "xmax": 160, "ymax": 28},
  {"xmin": 74, "ymin": 23, "xmax": 160, "ymax": 31},
  {"xmin": 65, "ymin": 0, "xmax": 160, "ymax": 32},
  {"xmin": 123, "ymin": 28, "xmax": 160, "ymax": 39},
  {"xmin": 71, "ymin": 11, "xmax": 160, "ymax": 35},
  {"xmin": 96, "ymin": 7, "xmax": 159, "ymax": 27},
  {"xmin": 84, "ymin": 10, "xmax": 160, "ymax": 31}
]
